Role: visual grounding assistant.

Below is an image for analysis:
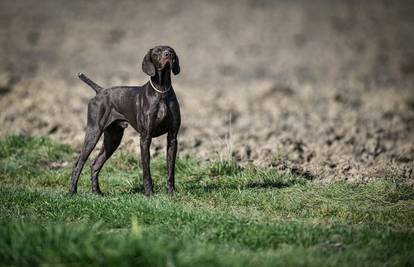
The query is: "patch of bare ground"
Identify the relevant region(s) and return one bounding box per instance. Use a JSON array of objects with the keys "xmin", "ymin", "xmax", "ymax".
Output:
[{"xmin": 0, "ymin": 0, "xmax": 413, "ymax": 181}]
